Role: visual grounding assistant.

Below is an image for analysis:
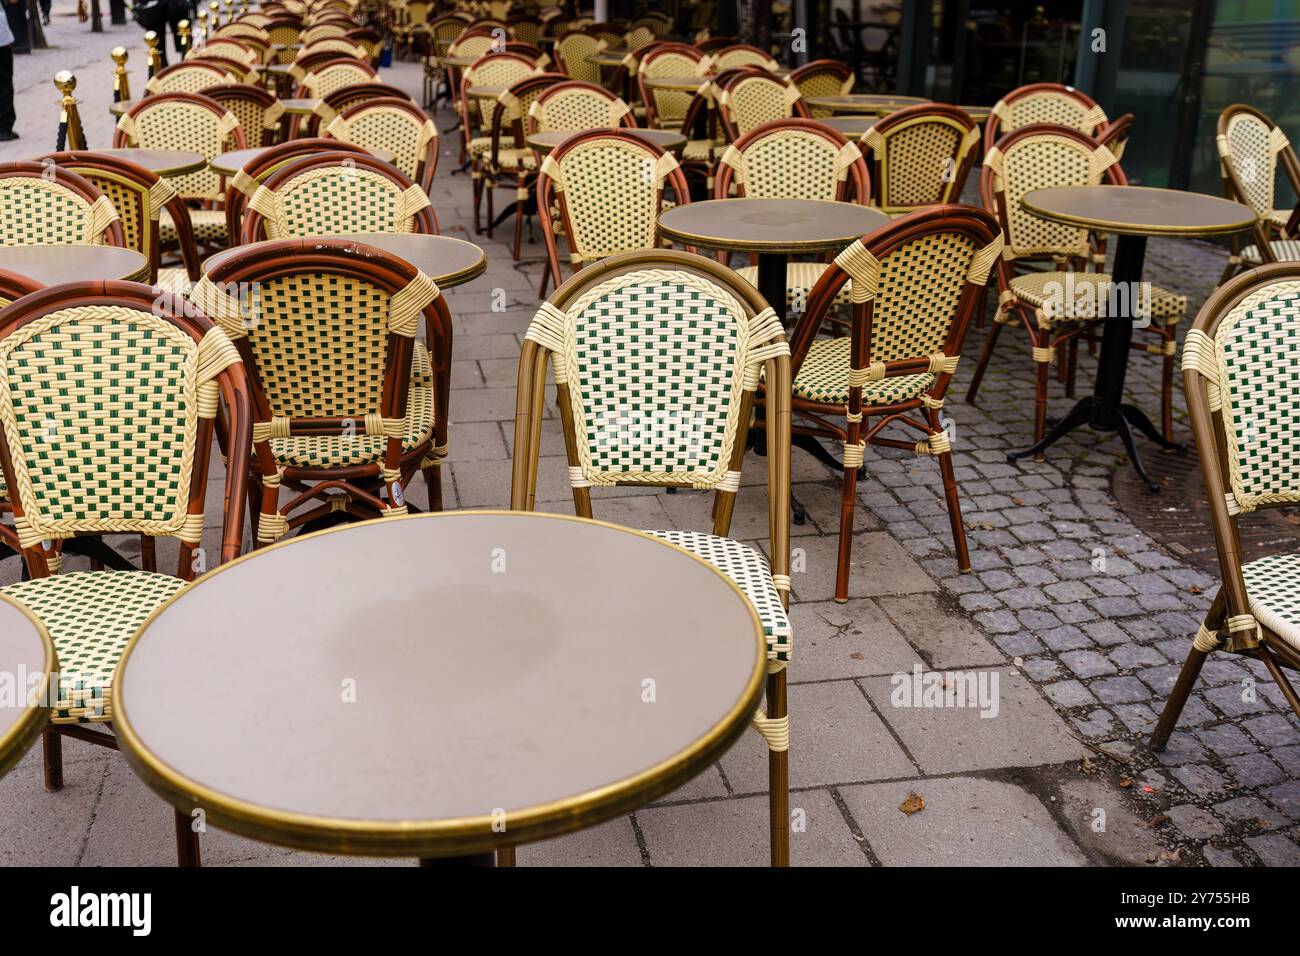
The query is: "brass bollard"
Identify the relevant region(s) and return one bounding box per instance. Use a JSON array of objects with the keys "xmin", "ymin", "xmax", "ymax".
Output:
[
  {"xmin": 144, "ymin": 31, "xmax": 162, "ymax": 78},
  {"xmin": 54, "ymin": 71, "xmax": 87, "ymax": 151},
  {"xmin": 110, "ymin": 47, "xmax": 131, "ymax": 103},
  {"xmin": 196, "ymin": 9, "xmax": 208, "ymax": 46},
  {"xmin": 178, "ymin": 19, "xmax": 191, "ymax": 53},
  {"xmin": 223, "ymin": 0, "xmax": 233, "ymax": 24},
  {"xmin": 208, "ymin": 1, "xmax": 220, "ymax": 29}
]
